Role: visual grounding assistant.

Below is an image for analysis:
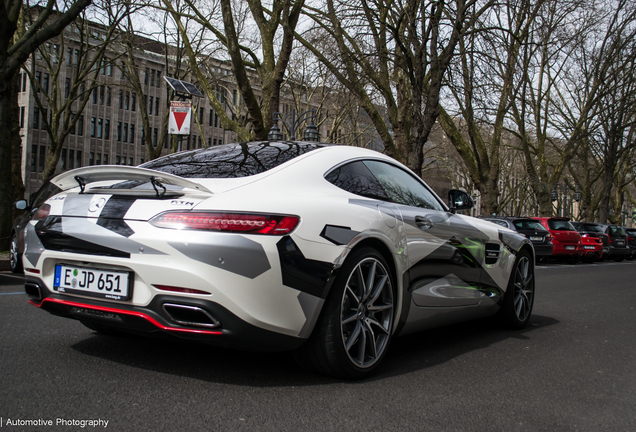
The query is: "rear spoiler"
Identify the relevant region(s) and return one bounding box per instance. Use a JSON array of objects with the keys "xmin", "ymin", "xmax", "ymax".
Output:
[{"xmin": 50, "ymin": 166, "xmax": 212, "ymax": 196}]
